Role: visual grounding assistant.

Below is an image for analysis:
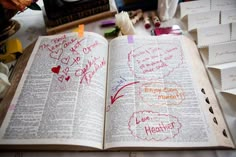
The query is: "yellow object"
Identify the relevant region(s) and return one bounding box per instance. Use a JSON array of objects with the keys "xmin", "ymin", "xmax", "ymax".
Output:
[
  {"xmin": 78, "ymin": 24, "xmax": 84, "ymax": 38},
  {"xmin": 0, "ymin": 39, "xmax": 23, "ymax": 63}
]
